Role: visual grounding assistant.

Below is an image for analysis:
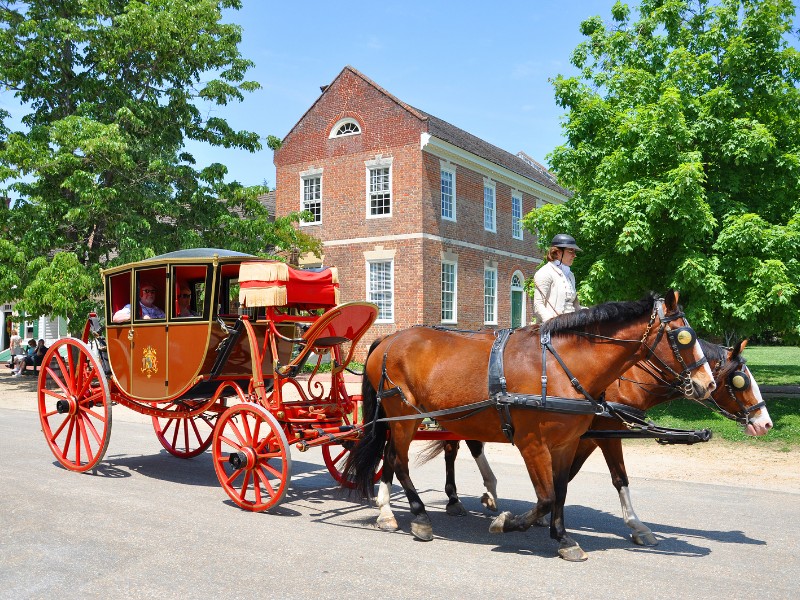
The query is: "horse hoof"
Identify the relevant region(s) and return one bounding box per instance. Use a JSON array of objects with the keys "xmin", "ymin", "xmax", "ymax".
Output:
[
  {"xmin": 480, "ymin": 493, "xmax": 498, "ymax": 512},
  {"xmin": 376, "ymin": 515, "xmax": 399, "ymax": 531},
  {"xmin": 489, "ymin": 511, "xmax": 512, "ymax": 533},
  {"xmin": 632, "ymin": 531, "xmax": 658, "ymax": 546},
  {"xmin": 411, "ymin": 517, "xmax": 433, "ymax": 541},
  {"xmin": 446, "ymin": 501, "xmax": 468, "ymax": 516},
  {"xmin": 558, "ymin": 545, "xmax": 588, "ymax": 562}
]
